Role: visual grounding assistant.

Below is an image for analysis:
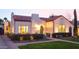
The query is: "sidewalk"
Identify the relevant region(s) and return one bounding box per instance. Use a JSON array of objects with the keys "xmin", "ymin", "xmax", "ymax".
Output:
[
  {"xmin": 1, "ymin": 35, "xmax": 18, "ymax": 49},
  {"xmin": 16, "ymin": 37, "xmax": 79, "ymax": 46},
  {"xmin": 0, "ymin": 36, "xmax": 8, "ymax": 49}
]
